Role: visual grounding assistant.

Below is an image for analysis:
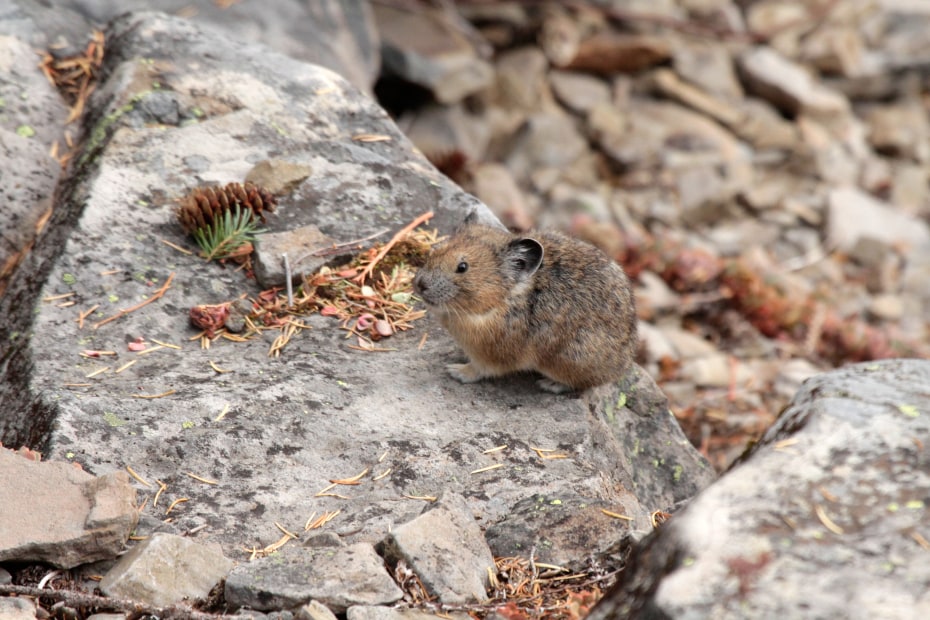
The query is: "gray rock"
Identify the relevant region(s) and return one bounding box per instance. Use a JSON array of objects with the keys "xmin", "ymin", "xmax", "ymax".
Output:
[
  {"xmin": 374, "ymin": 2, "xmax": 493, "ymax": 104},
  {"xmin": 29, "ymin": 0, "xmax": 379, "ymax": 92},
  {"xmin": 0, "ymin": 566, "xmax": 11, "ymax": 585},
  {"xmin": 503, "ymin": 112, "xmax": 590, "ymax": 181},
  {"xmin": 469, "ymin": 163, "xmax": 533, "ymax": 231},
  {"xmin": 866, "ymin": 102, "xmax": 930, "ymax": 161},
  {"xmin": 672, "ymin": 40, "xmax": 743, "ymax": 100},
  {"xmin": 245, "ymin": 160, "xmax": 314, "ymax": 197},
  {"xmin": 0, "ymin": 5, "xmax": 67, "ymax": 316},
  {"xmin": 225, "ymin": 543, "xmax": 402, "ymax": 613},
  {"xmin": 827, "ymin": 186, "xmax": 930, "ymax": 252},
  {"xmin": 382, "ymin": 493, "xmax": 493, "ymax": 604},
  {"xmin": 86, "ymin": 615, "xmax": 128, "ymax": 620},
  {"xmin": 588, "ymin": 359, "xmax": 930, "ymax": 619},
  {"xmin": 296, "ymin": 600, "xmax": 338, "ymax": 620},
  {"xmin": 99, "ymin": 533, "xmax": 233, "ymax": 608},
  {"xmin": 738, "ymin": 46, "xmax": 850, "ymax": 118},
  {"xmin": 485, "ymin": 493, "xmax": 647, "ymax": 569},
  {"xmin": 494, "ymin": 47, "xmax": 553, "ymax": 113},
  {"xmin": 347, "ymin": 608, "xmax": 469, "ymax": 620},
  {"xmin": 0, "ymin": 448, "xmax": 137, "ymax": 569},
  {"xmin": 548, "ymin": 70, "xmax": 611, "ymax": 114},
  {"xmin": 0, "ymin": 597, "xmax": 36, "ymax": 620},
  {"xmin": 398, "ymin": 102, "xmax": 491, "ymax": 162},
  {"xmin": 253, "ymin": 225, "xmax": 340, "ymax": 289}
]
